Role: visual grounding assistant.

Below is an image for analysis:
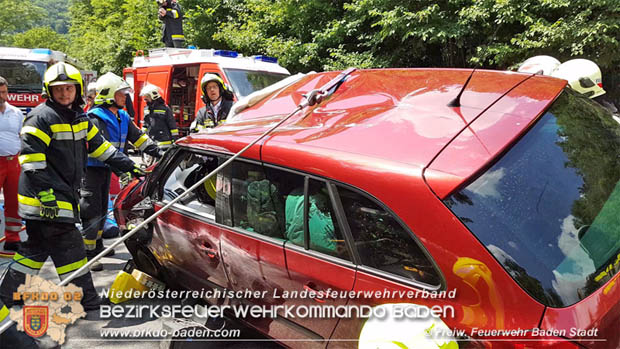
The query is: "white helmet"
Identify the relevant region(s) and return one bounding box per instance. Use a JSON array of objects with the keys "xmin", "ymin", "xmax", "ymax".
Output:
[
  {"xmin": 95, "ymin": 72, "xmax": 132, "ymax": 105},
  {"xmin": 86, "ymin": 82, "xmax": 97, "ymax": 96},
  {"xmin": 517, "ymin": 55, "xmax": 561, "ymax": 76},
  {"xmin": 140, "ymin": 84, "xmax": 162, "ymax": 100},
  {"xmin": 552, "ymin": 59, "xmax": 606, "ymax": 98}
]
